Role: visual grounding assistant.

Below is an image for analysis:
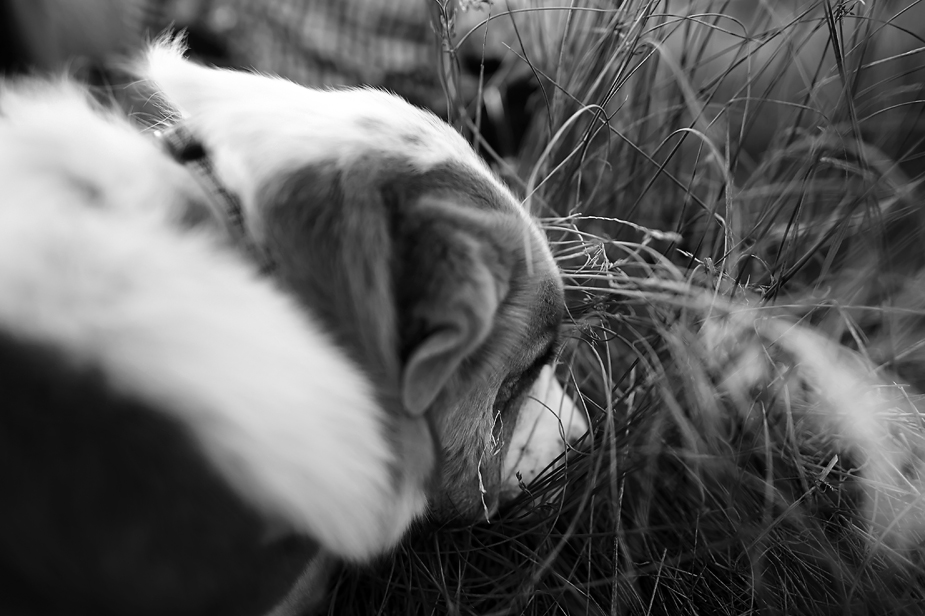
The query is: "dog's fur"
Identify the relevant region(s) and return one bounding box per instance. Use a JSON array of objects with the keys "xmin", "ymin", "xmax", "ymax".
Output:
[{"xmin": 0, "ymin": 40, "xmax": 586, "ymax": 614}]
